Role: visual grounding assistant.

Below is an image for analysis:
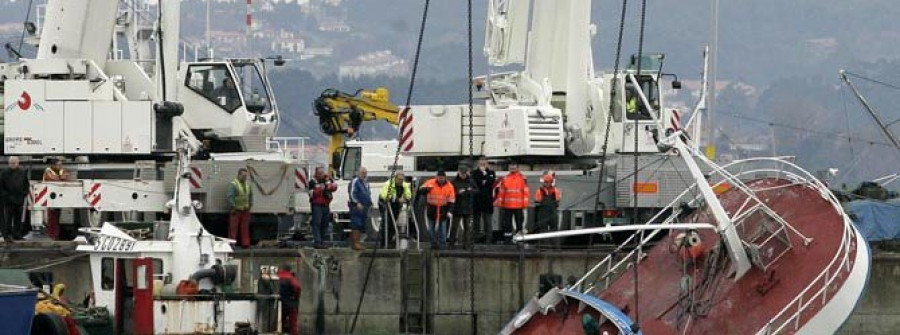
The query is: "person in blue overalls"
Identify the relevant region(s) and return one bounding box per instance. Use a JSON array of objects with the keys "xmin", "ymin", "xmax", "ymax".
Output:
[{"xmin": 348, "ymin": 167, "xmax": 372, "ymax": 251}]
